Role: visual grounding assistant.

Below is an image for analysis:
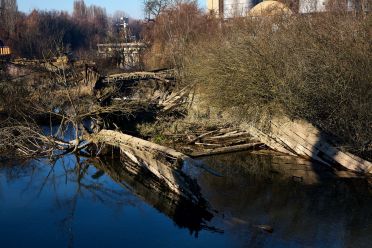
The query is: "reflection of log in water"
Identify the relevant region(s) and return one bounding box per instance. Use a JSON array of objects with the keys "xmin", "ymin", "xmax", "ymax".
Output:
[
  {"xmin": 89, "ymin": 129, "xmax": 210, "ymax": 202},
  {"xmin": 91, "ymin": 156, "xmax": 222, "ymax": 236},
  {"xmin": 197, "ymin": 152, "xmax": 372, "ymax": 247},
  {"xmin": 201, "ymin": 150, "xmax": 366, "ymax": 185}
]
